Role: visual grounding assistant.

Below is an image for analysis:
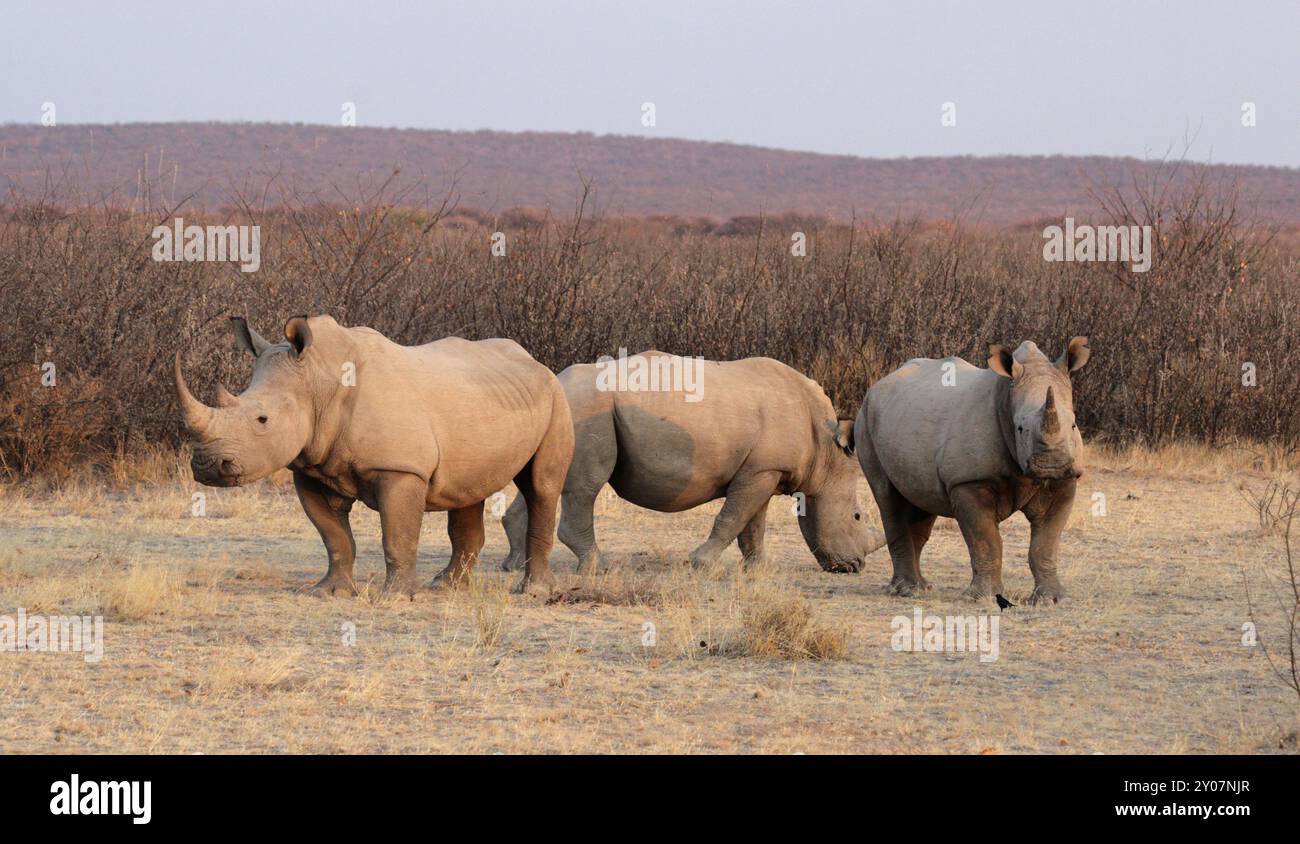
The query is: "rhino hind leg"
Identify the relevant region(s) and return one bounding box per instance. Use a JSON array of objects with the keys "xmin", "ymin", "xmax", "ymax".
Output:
[
  {"xmin": 556, "ymin": 485, "xmax": 606, "ymax": 574},
  {"xmin": 500, "ymin": 493, "xmax": 529, "ymax": 571},
  {"xmin": 951, "ymin": 483, "xmax": 1005, "ymax": 602},
  {"xmin": 736, "ymin": 501, "xmax": 770, "ymax": 569},
  {"xmin": 511, "ymin": 397, "xmax": 575, "ymax": 598},
  {"xmin": 689, "ymin": 471, "xmax": 780, "ymax": 569},
  {"xmin": 431, "ymin": 501, "xmax": 485, "ymax": 589},
  {"xmin": 865, "ymin": 475, "xmax": 933, "ymax": 596},
  {"xmin": 294, "ymin": 470, "xmax": 358, "ymax": 597},
  {"xmin": 907, "ymin": 511, "xmax": 938, "ymax": 581},
  {"xmin": 554, "ymin": 410, "xmax": 617, "ymax": 574},
  {"xmin": 880, "ymin": 504, "xmax": 934, "ymax": 597},
  {"xmin": 855, "ymin": 422, "xmax": 930, "ymax": 596}
]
